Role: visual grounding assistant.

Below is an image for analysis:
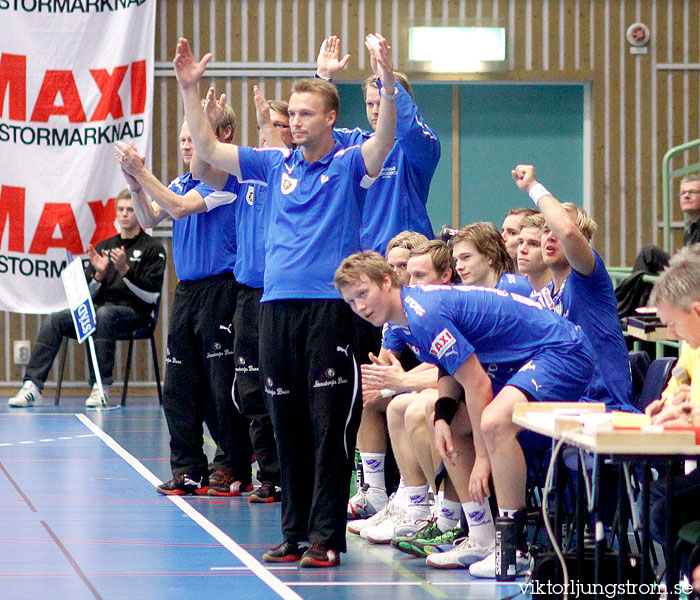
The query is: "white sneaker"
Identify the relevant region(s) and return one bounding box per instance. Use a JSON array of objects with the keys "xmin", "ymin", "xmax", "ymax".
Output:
[
  {"xmin": 85, "ymin": 384, "xmax": 109, "ymax": 408},
  {"xmin": 426, "ymin": 535, "xmax": 494, "ymax": 569},
  {"xmin": 468, "ymin": 548, "xmax": 532, "ymax": 579},
  {"xmin": 8, "ymin": 381, "xmax": 43, "ymax": 407},
  {"xmin": 347, "ymin": 483, "xmax": 389, "ymax": 519},
  {"xmin": 349, "ymin": 501, "xmax": 396, "ymax": 536},
  {"xmin": 363, "ymin": 506, "xmax": 427, "ymax": 544}
]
